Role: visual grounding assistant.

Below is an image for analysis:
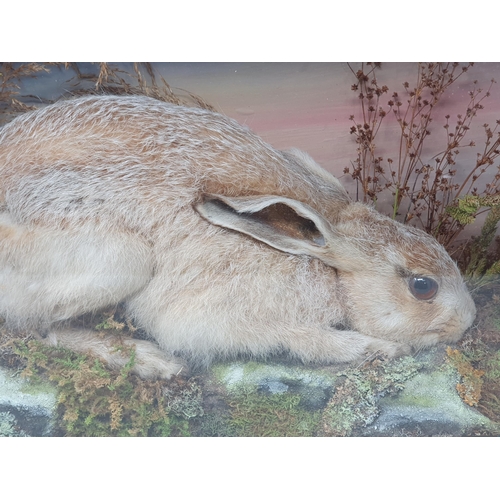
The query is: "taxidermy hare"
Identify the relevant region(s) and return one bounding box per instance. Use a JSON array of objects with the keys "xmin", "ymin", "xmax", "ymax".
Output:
[{"xmin": 0, "ymin": 95, "xmax": 476, "ymax": 379}]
